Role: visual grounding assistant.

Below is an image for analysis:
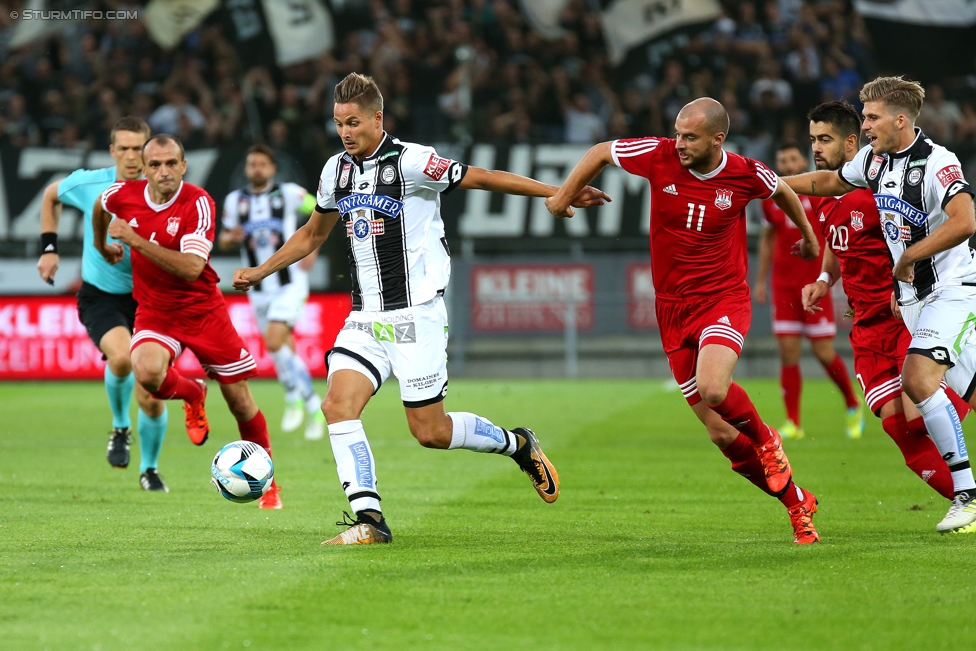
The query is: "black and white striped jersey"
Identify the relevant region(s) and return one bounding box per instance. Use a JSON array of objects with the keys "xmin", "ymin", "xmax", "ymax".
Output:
[
  {"xmin": 222, "ymin": 182, "xmax": 308, "ymax": 293},
  {"xmin": 840, "ymin": 129, "xmax": 976, "ymax": 305},
  {"xmin": 315, "ymin": 133, "xmax": 467, "ymax": 312}
]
